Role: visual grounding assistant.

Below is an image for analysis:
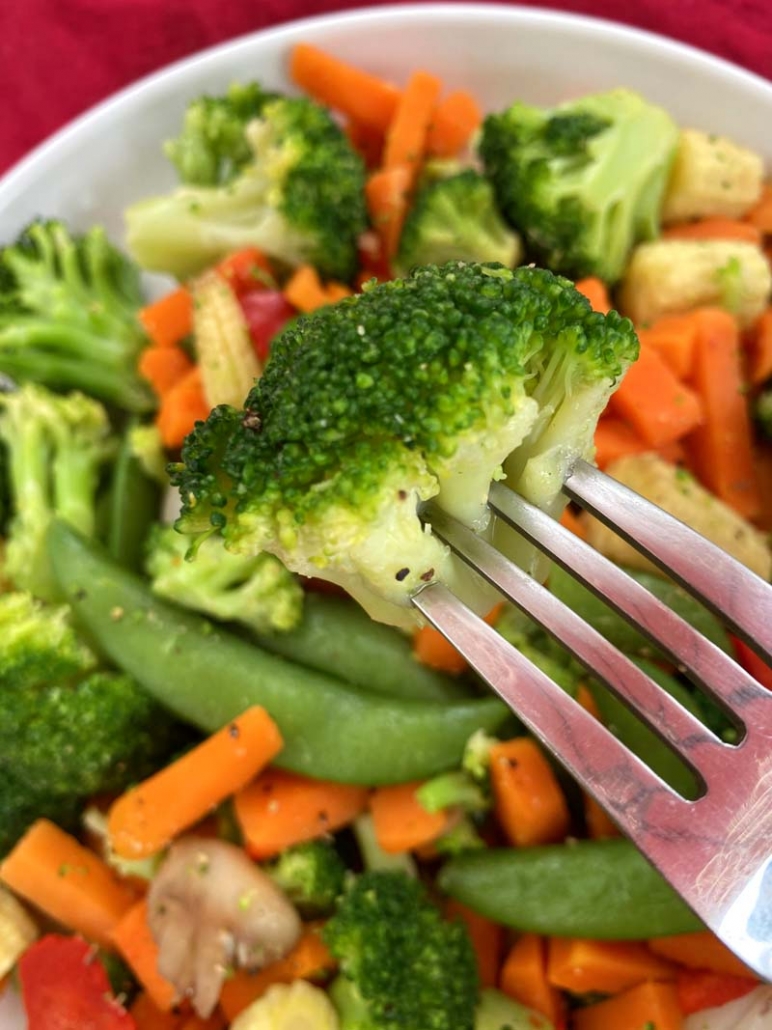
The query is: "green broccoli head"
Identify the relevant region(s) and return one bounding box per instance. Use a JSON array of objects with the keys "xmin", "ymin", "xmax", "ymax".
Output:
[
  {"xmin": 0, "ymin": 220, "xmax": 154, "ymax": 411},
  {"xmin": 171, "ymin": 262, "xmax": 638, "ymax": 628},
  {"xmin": 479, "ymin": 88, "xmax": 679, "ymax": 282},
  {"xmin": 755, "ymin": 385, "xmax": 772, "ymax": 441},
  {"xmin": 0, "ymin": 383, "xmax": 115, "ymax": 601},
  {"xmin": 126, "ymin": 94, "xmax": 368, "ymax": 282},
  {"xmin": 396, "ymin": 163, "xmax": 522, "ymax": 275},
  {"xmin": 165, "ymin": 82, "xmax": 278, "ymax": 186},
  {"xmin": 145, "ymin": 522, "xmax": 304, "ymax": 634},
  {"xmin": 266, "ymin": 839, "xmax": 347, "ymax": 918},
  {"xmin": 324, "ymin": 870, "xmax": 479, "ymax": 1030}
]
